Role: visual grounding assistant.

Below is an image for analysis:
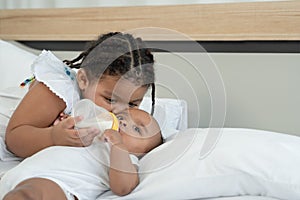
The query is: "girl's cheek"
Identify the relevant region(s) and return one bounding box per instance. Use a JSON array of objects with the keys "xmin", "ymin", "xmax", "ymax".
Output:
[
  {"xmin": 95, "ymin": 98, "xmax": 112, "ymax": 111},
  {"xmin": 100, "ymin": 103, "xmax": 113, "ymax": 112}
]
